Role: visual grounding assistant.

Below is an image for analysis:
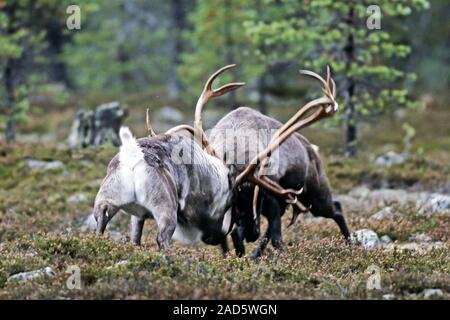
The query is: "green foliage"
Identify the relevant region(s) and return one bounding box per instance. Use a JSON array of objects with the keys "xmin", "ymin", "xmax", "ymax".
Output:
[
  {"xmin": 0, "ymin": 0, "xmax": 47, "ymax": 130},
  {"xmin": 179, "ymin": 0, "xmax": 264, "ymax": 103},
  {"xmin": 244, "ymin": 0, "xmax": 430, "ymax": 121},
  {"xmin": 63, "ymin": 0, "xmax": 172, "ymax": 93}
]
